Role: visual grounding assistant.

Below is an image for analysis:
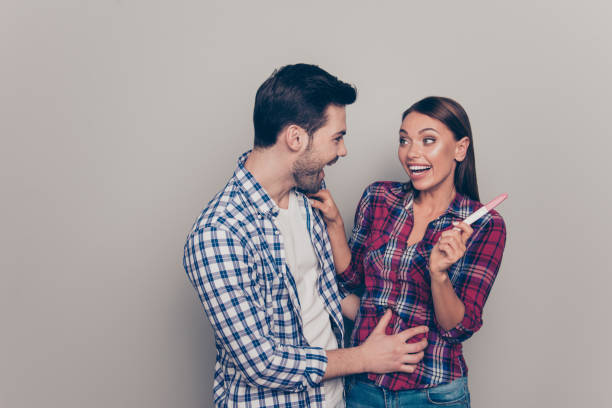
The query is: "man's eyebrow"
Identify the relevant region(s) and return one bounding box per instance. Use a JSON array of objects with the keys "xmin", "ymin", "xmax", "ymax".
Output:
[
  {"xmin": 334, "ymin": 130, "xmax": 346, "ymax": 137},
  {"xmin": 418, "ymin": 127, "xmax": 440, "ymax": 134}
]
